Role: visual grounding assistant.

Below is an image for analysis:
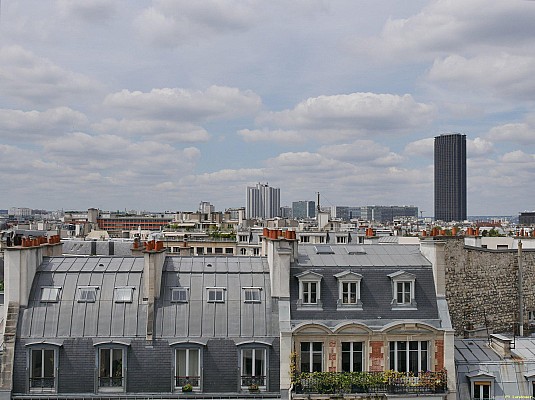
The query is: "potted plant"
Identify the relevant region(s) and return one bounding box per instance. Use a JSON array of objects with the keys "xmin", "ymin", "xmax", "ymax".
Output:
[
  {"xmin": 248, "ymin": 383, "xmax": 259, "ymax": 392},
  {"xmin": 182, "ymin": 383, "xmax": 193, "ymax": 393}
]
